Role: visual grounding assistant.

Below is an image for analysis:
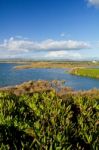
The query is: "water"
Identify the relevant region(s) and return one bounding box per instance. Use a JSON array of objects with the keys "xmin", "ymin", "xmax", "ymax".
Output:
[{"xmin": 0, "ymin": 63, "xmax": 99, "ymax": 90}]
